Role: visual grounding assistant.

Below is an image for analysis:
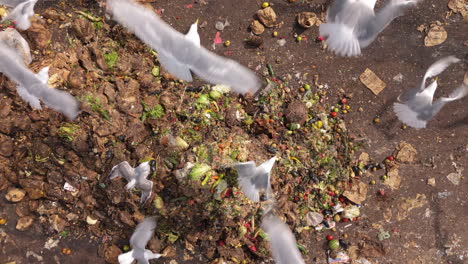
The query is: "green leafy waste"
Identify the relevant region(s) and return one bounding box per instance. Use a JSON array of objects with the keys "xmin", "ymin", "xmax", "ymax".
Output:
[{"xmin": 103, "ymin": 51, "xmax": 119, "ymax": 68}]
